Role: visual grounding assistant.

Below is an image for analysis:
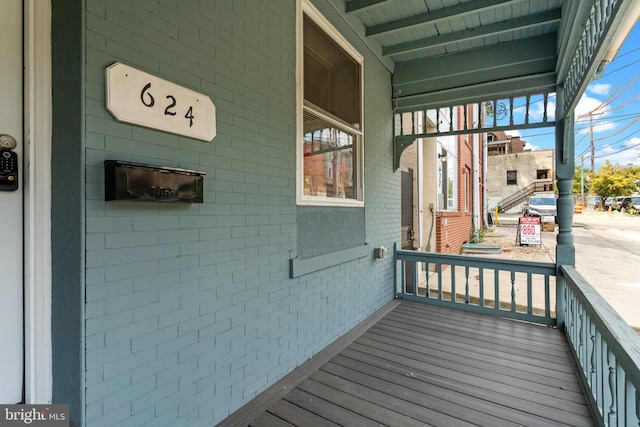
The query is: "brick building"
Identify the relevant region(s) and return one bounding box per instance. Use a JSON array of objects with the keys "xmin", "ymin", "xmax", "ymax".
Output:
[{"xmin": 400, "ymin": 105, "xmax": 485, "ymax": 255}]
